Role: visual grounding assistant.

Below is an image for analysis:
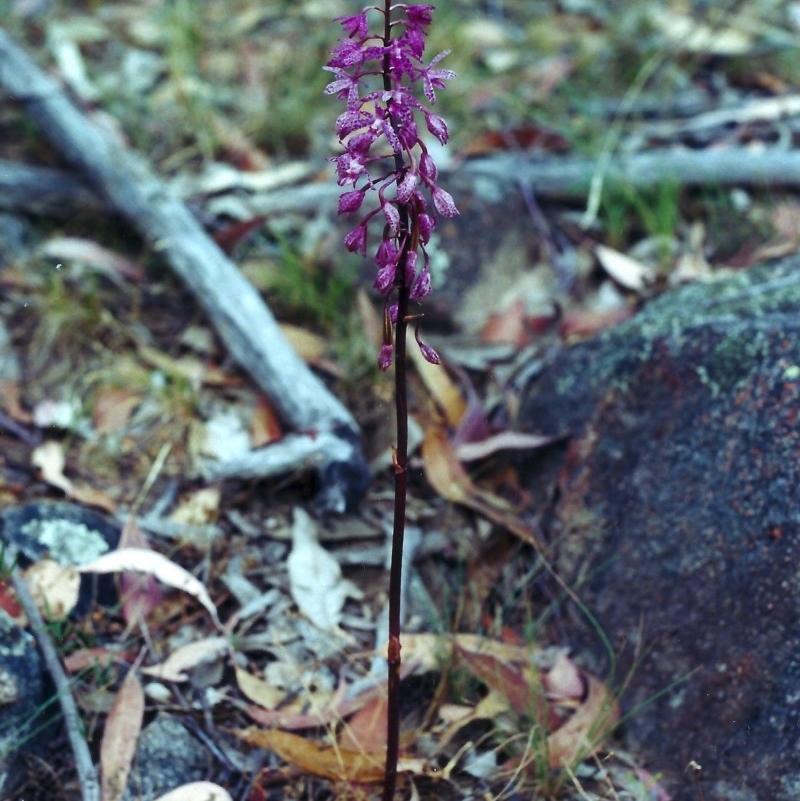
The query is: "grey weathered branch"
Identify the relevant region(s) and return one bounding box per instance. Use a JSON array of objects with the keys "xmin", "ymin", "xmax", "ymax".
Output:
[
  {"xmin": 6, "ymin": 143, "xmax": 800, "ymax": 222},
  {"xmin": 0, "ymin": 158, "xmax": 102, "ymax": 216},
  {"xmin": 10, "ymin": 571, "xmax": 100, "ymax": 801},
  {"xmin": 0, "ymin": 28, "xmax": 368, "ymax": 511}
]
